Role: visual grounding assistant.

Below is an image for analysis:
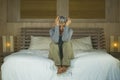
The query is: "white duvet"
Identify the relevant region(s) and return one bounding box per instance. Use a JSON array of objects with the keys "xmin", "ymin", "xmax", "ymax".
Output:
[{"xmin": 1, "ymin": 49, "xmax": 120, "ymax": 80}]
